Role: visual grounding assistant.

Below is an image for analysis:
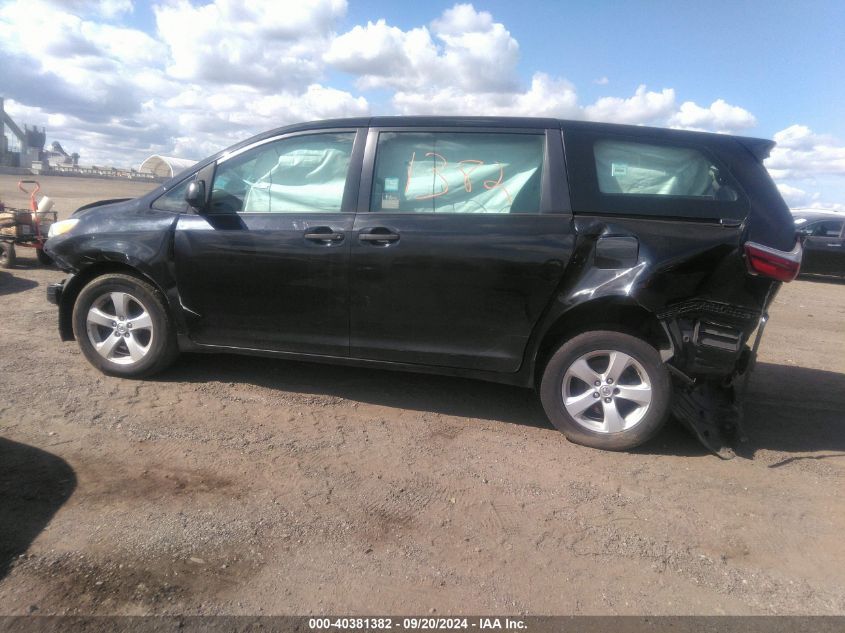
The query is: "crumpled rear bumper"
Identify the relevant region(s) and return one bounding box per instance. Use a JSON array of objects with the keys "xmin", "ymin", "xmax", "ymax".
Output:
[
  {"xmin": 670, "ymin": 312, "xmax": 769, "ymax": 459},
  {"xmin": 659, "ymin": 299, "xmax": 762, "ymax": 378}
]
